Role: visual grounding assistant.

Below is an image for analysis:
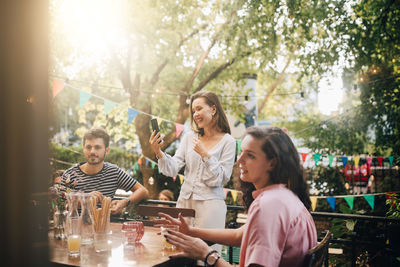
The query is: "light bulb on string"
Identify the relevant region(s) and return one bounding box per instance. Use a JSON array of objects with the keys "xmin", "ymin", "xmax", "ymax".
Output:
[{"xmin": 148, "ymin": 176, "xmax": 154, "ymax": 185}]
